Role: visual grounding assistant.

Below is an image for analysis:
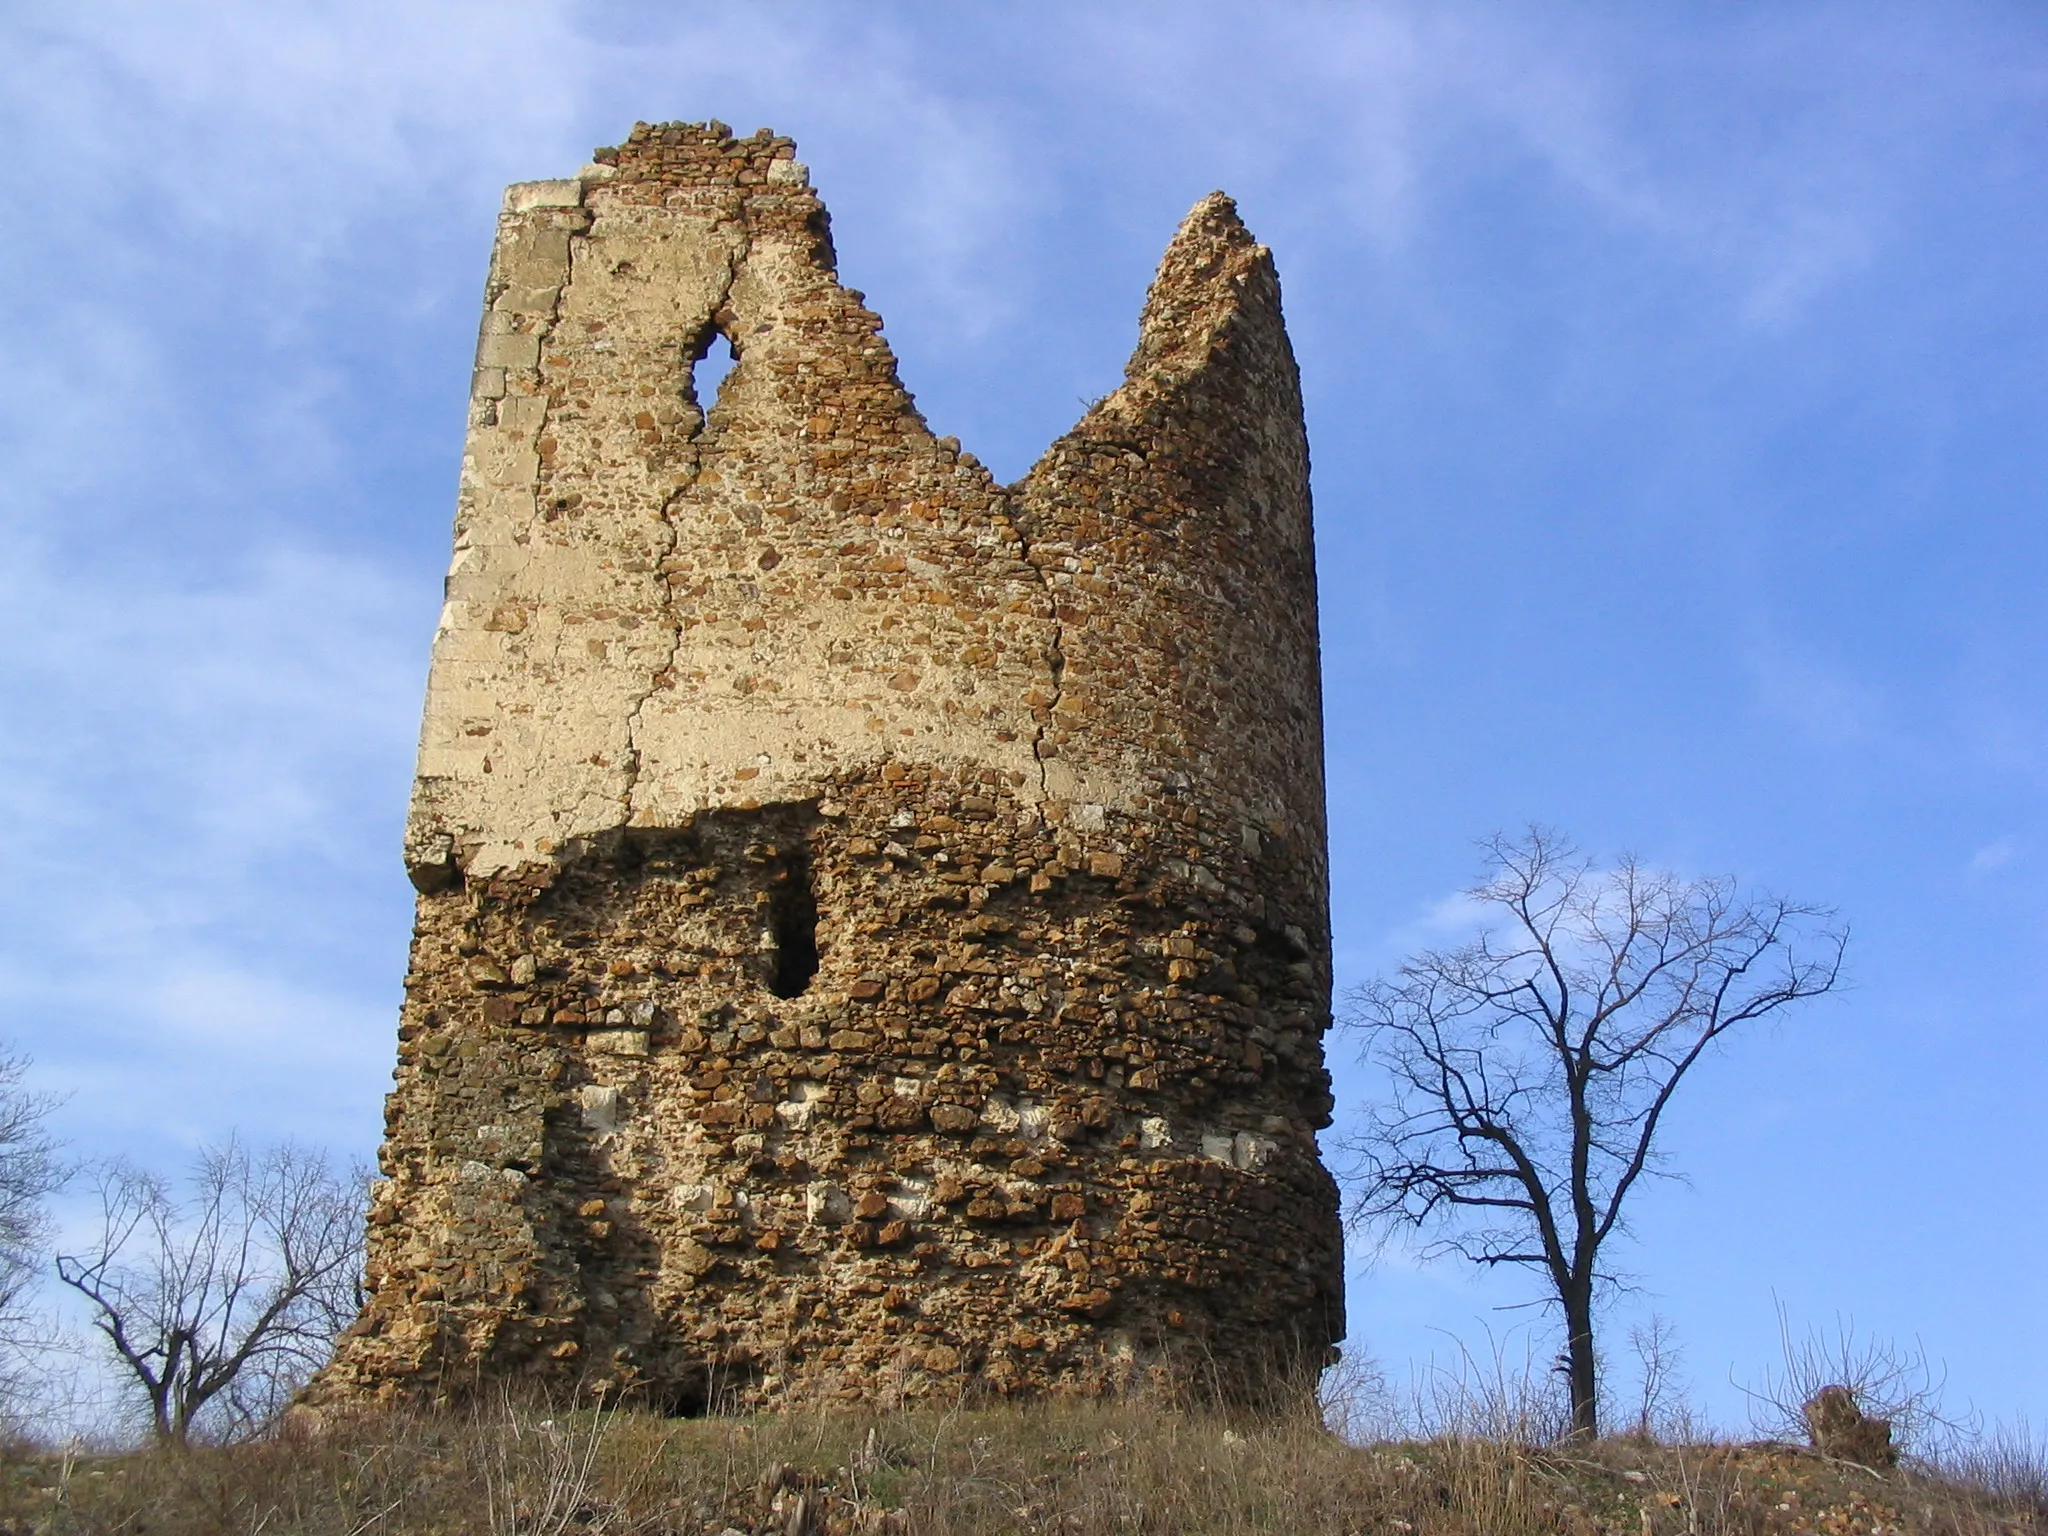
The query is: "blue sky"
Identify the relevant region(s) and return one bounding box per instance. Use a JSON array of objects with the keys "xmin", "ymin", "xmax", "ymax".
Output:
[{"xmin": 3, "ymin": 1, "xmax": 2044, "ymax": 1432}]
